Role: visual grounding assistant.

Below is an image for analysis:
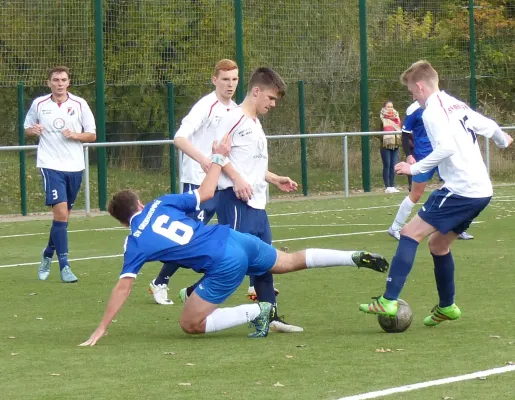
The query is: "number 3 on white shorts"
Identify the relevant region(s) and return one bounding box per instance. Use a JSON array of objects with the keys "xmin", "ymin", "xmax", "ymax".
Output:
[{"xmin": 152, "ymin": 215, "xmax": 193, "ymax": 245}]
